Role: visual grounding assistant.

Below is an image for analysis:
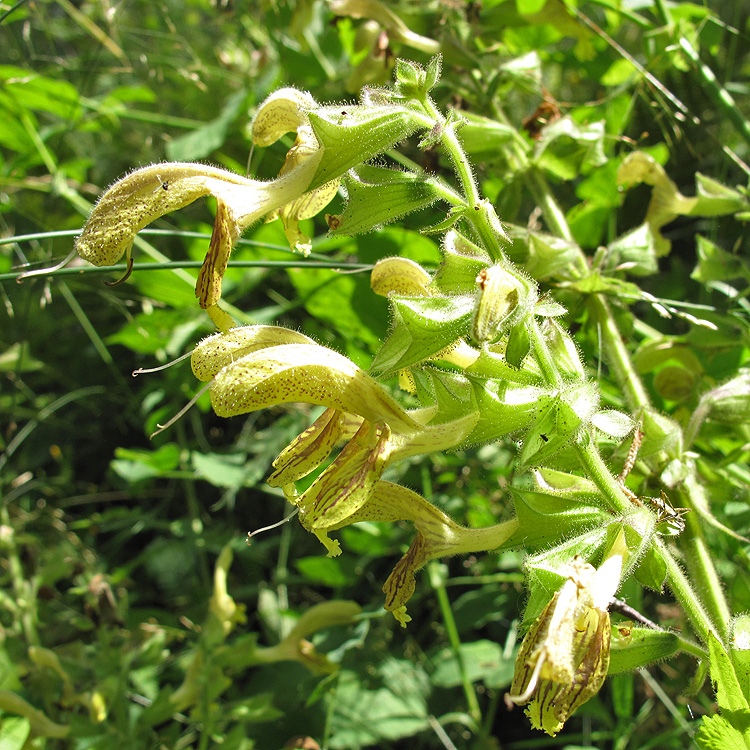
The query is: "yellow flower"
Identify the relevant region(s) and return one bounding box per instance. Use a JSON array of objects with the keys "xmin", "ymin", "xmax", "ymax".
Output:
[
  {"xmin": 252, "ymin": 600, "xmax": 362, "ymax": 674},
  {"xmin": 75, "ymin": 88, "xmax": 430, "ymax": 331},
  {"xmin": 505, "ymin": 555, "xmax": 622, "ymax": 736},
  {"xmin": 252, "ymin": 88, "xmax": 341, "ymax": 255},
  {"xmin": 188, "ymin": 325, "xmax": 516, "ymax": 623},
  {"xmin": 191, "ymin": 329, "xmax": 479, "ymax": 555},
  {"xmin": 75, "ymin": 155, "xmax": 324, "ymax": 332},
  {"xmin": 332, "ymin": 481, "xmax": 517, "ymax": 626}
]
